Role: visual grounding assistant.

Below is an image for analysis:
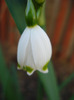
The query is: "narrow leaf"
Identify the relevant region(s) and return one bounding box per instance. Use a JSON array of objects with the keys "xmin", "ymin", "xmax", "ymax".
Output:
[
  {"xmin": 5, "ymin": 0, "xmax": 27, "ymax": 33},
  {"xmin": 0, "ymin": 47, "xmax": 22, "ymax": 100},
  {"xmin": 38, "ymin": 62, "xmax": 60, "ymax": 100}
]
